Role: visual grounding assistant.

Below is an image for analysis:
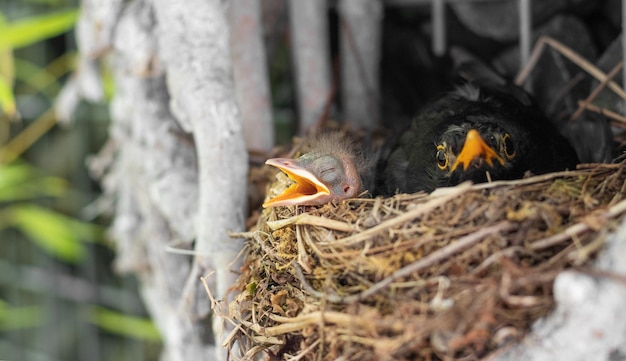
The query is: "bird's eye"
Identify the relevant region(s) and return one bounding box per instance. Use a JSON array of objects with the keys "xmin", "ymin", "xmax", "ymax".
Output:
[
  {"xmin": 319, "ymin": 167, "xmax": 339, "ymax": 183},
  {"xmin": 503, "ymin": 133, "xmax": 515, "ymax": 159},
  {"xmin": 436, "ymin": 145, "xmax": 448, "ymax": 169}
]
